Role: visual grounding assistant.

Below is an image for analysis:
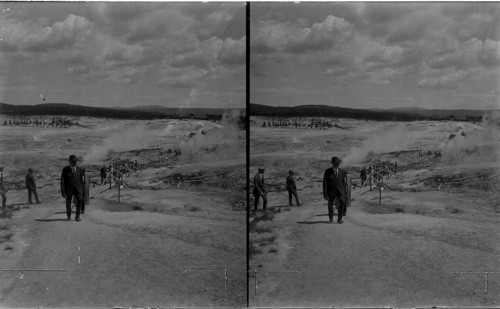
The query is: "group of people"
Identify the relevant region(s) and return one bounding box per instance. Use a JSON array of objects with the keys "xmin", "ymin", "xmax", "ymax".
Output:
[
  {"xmin": 100, "ymin": 159, "xmax": 138, "ymax": 185},
  {"xmin": 360, "ymin": 161, "xmax": 398, "ymax": 185},
  {"xmin": 0, "ymin": 154, "xmax": 86, "ymax": 223},
  {"xmin": 261, "ymin": 118, "xmax": 340, "ymax": 130},
  {"xmin": 253, "ymin": 156, "xmax": 349, "ymax": 224},
  {"xmin": 0, "ymin": 168, "xmax": 42, "ymax": 209},
  {"xmin": 3, "ymin": 116, "xmax": 80, "ymax": 128},
  {"xmin": 252, "ymin": 168, "xmax": 301, "ymax": 212}
]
